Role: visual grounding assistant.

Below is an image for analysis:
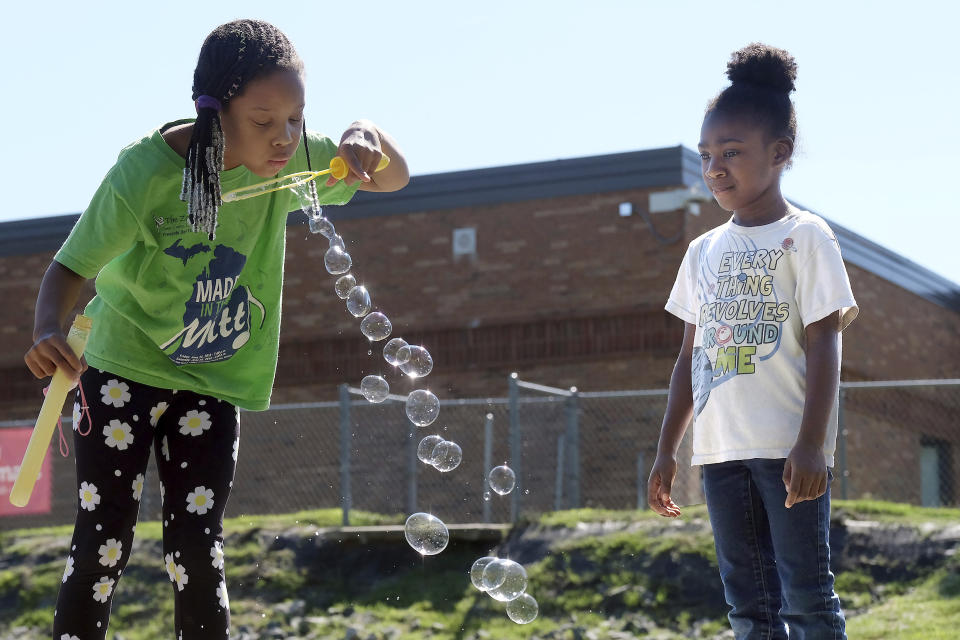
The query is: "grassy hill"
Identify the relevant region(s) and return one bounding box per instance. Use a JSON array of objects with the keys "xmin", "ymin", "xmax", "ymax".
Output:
[{"xmin": 1, "ymin": 501, "xmax": 958, "ymax": 639}]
